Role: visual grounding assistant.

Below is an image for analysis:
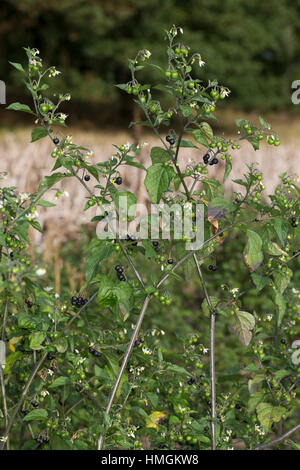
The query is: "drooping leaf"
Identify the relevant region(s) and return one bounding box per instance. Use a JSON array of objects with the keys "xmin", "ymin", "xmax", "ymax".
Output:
[
  {"xmin": 244, "ymin": 230, "xmax": 263, "ymax": 272},
  {"xmin": 233, "ymin": 311, "xmax": 255, "ymax": 346}
]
